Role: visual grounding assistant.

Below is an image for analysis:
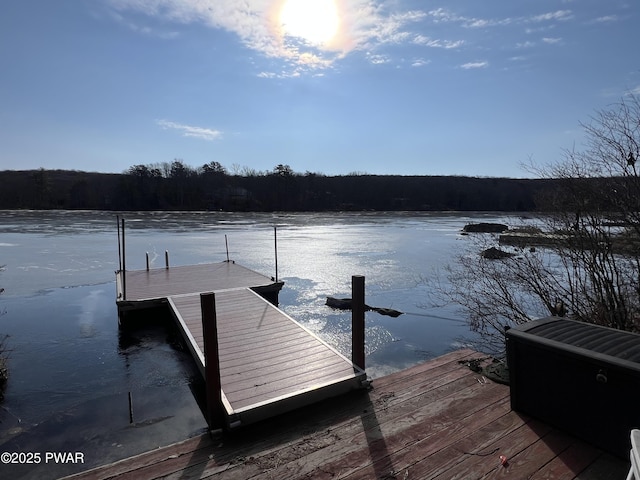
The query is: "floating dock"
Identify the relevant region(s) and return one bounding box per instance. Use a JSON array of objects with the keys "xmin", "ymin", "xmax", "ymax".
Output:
[{"xmin": 115, "ymin": 261, "xmax": 367, "ymax": 430}]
